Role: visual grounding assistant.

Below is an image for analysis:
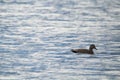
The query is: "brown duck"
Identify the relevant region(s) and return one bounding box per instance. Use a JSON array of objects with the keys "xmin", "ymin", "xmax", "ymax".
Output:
[{"xmin": 71, "ymin": 44, "xmax": 97, "ymax": 54}]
